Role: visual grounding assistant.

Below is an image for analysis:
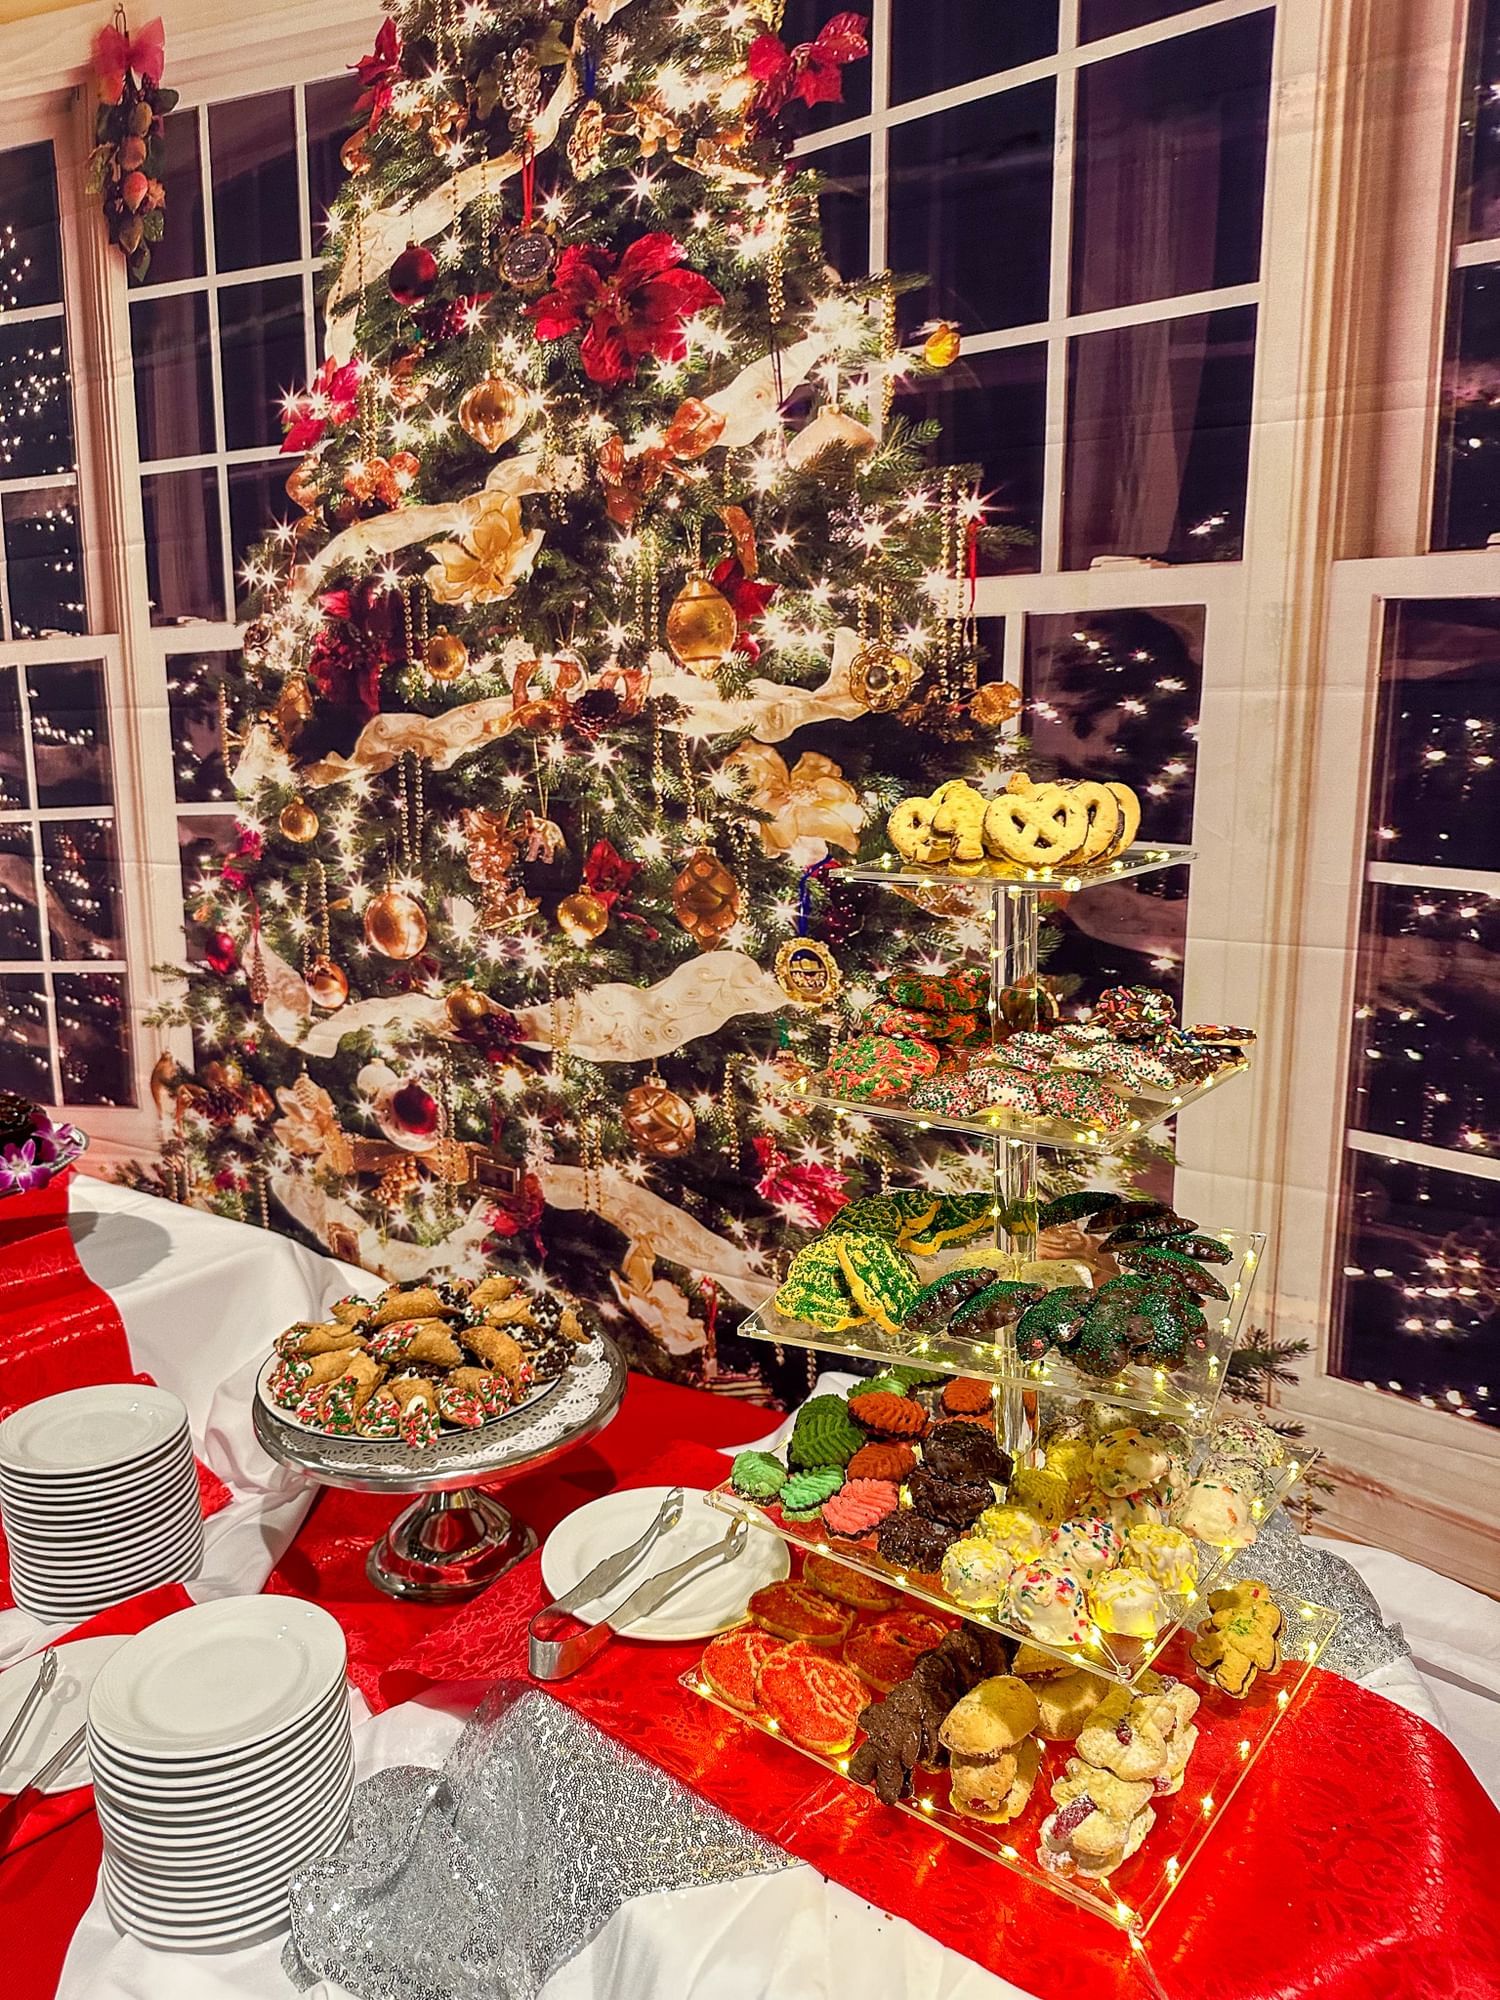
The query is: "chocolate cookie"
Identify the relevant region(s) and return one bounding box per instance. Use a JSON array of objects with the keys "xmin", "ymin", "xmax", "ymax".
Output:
[
  {"xmin": 906, "ymin": 1466, "xmax": 993, "ymax": 1527},
  {"xmin": 876, "ymin": 1508, "xmax": 960, "ymax": 1574},
  {"xmin": 923, "ymin": 1421, "xmax": 1012, "ymax": 1486}
]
